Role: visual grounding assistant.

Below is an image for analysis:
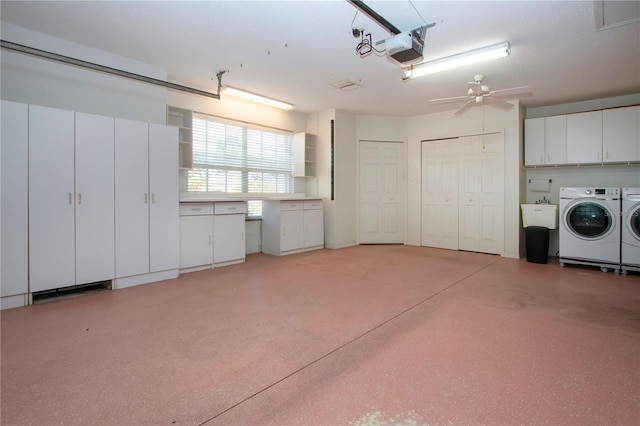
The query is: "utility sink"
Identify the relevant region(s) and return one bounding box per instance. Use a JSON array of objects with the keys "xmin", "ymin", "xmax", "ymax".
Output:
[{"xmin": 521, "ymin": 204, "xmax": 558, "ymax": 229}]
